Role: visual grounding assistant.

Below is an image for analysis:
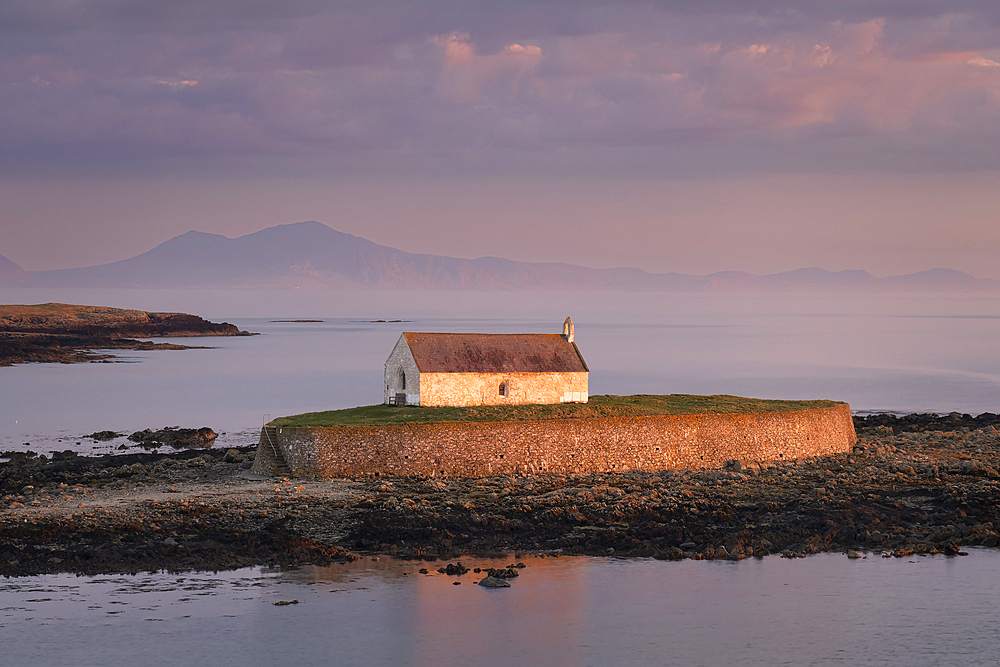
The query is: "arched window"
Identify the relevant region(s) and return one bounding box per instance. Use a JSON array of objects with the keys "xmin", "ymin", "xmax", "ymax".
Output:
[
  {"xmin": 400, "ymin": 370, "xmax": 406, "ymax": 390},
  {"xmin": 499, "ymin": 380, "xmax": 509, "ymax": 397}
]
